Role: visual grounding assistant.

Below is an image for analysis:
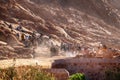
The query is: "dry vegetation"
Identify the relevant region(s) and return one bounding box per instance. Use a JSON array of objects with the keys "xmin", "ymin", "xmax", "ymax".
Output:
[{"xmin": 0, "ymin": 66, "xmax": 55, "ymax": 80}]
